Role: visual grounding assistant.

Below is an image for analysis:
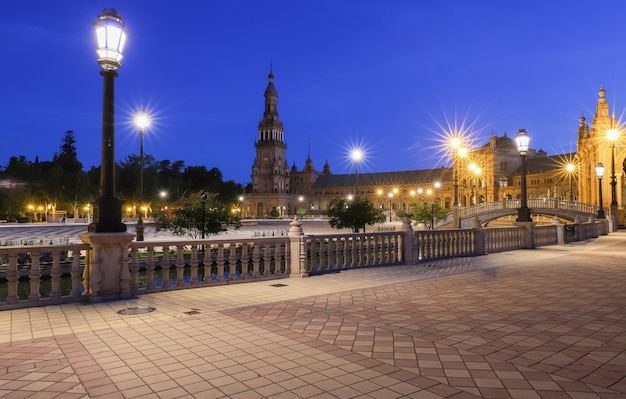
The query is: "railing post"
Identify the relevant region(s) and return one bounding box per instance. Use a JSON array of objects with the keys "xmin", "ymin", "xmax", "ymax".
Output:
[
  {"xmin": 551, "ymin": 215, "xmax": 564, "ymax": 244},
  {"xmin": 78, "ymin": 232, "xmax": 134, "ymax": 301},
  {"xmin": 472, "ymin": 217, "xmax": 485, "ymax": 256},
  {"xmin": 587, "ymin": 215, "xmax": 598, "ymax": 238},
  {"xmin": 513, "ymin": 220, "xmax": 537, "ymax": 249},
  {"xmin": 288, "ymin": 217, "xmax": 308, "ymax": 278},
  {"xmin": 399, "ymin": 217, "xmax": 414, "ymax": 264},
  {"xmin": 574, "ymin": 216, "xmax": 583, "ymax": 242}
]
